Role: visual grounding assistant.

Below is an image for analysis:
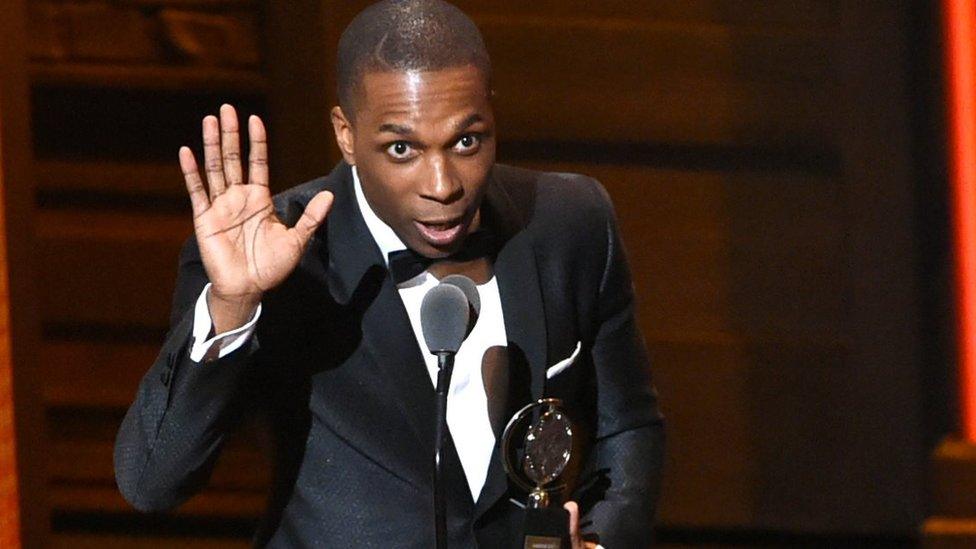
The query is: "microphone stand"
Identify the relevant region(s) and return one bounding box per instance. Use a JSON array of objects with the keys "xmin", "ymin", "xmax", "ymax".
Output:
[
  {"xmin": 434, "ymin": 352, "xmax": 455, "ymax": 549},
  {"xmin": 421, "ymin": 277, "xmax": 477, "ymax": 549}
]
